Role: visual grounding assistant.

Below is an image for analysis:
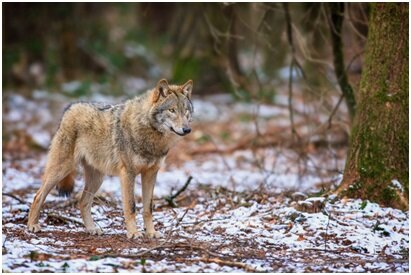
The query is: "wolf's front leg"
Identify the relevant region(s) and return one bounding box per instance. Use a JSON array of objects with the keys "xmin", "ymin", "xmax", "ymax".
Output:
[
  {"xmin": 120, "ymin": 168, "xmax": 141, "ymax": 239},
  {"xmin": 79, "ymin": 161, "xmax": 104, "ymax": 235},
  {"xmin": 141, "ymin": 166, "xmax": 161, "ymax": 239}
]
